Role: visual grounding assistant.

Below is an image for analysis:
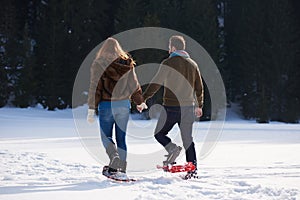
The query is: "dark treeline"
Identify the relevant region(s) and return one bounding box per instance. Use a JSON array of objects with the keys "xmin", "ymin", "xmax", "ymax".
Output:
[{"xmin": 0, "ymin": 0, "xmax": 299, "ymax": 123}]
